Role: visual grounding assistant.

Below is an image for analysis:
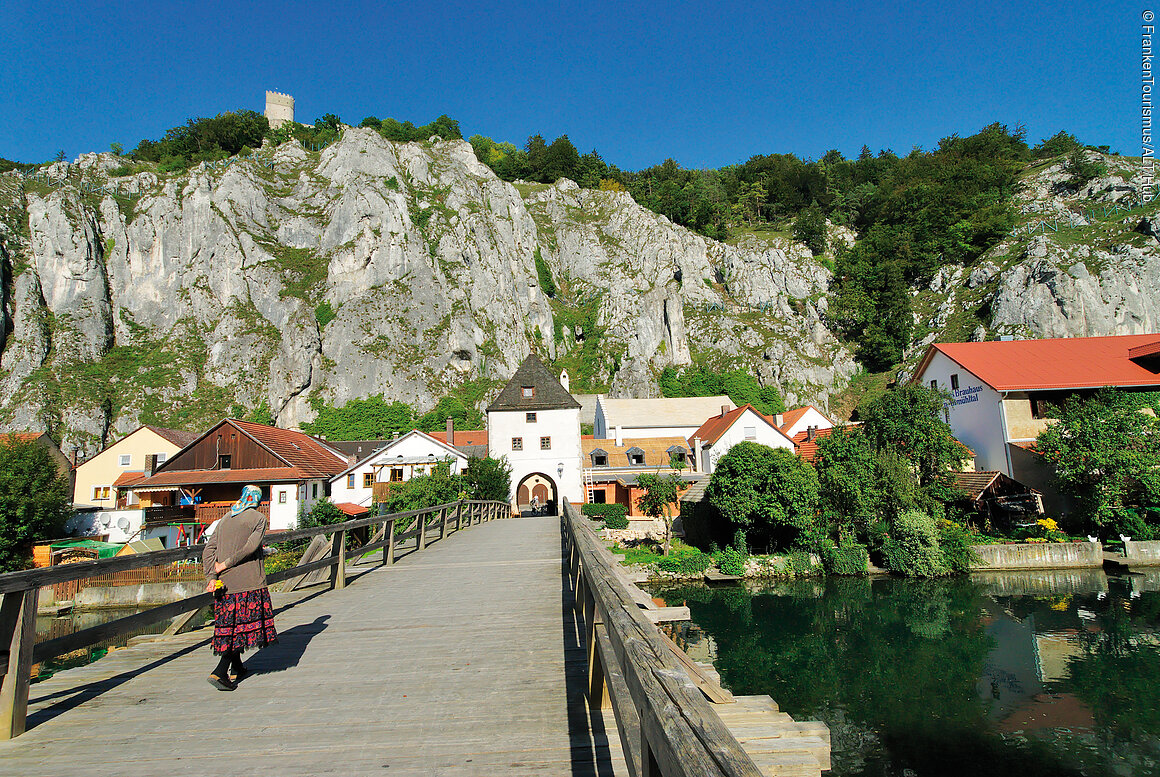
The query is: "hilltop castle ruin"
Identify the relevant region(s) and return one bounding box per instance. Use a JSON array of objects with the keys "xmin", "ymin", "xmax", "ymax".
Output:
[{"xmin": 265, "ymin": 91, "xmax": 294, "ymax": 128}]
